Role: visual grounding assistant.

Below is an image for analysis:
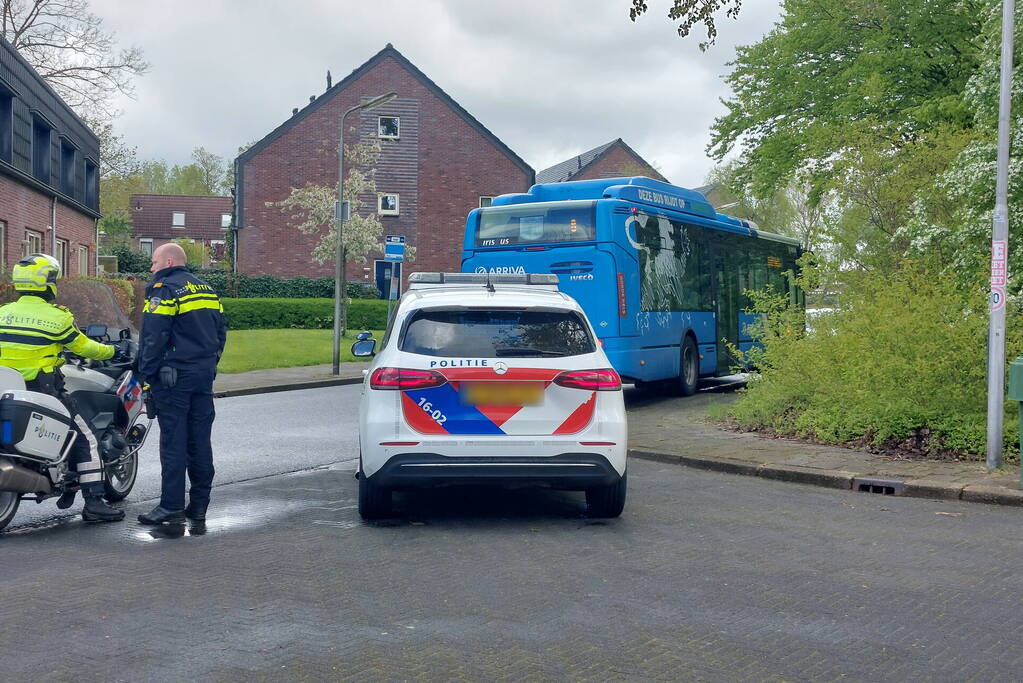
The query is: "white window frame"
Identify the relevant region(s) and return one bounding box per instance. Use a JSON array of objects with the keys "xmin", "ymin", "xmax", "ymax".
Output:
[
  {"xmin": 221, "ymin": 213, "xmax": 232, "ymax": 229},
  {"xmin": 479, "ymin": 196, "xmax": 495, "ymax": 208},
  {"xmin": 0, "ymin": 221, "xmax": 6, "ymax": 269},
  {"xmin": 377, "ymin": 193, "xmax": 399, "ymax": 216},
  {"xmin": 139, "ymin": 238, "xmax": 154, "ymax": 256},
  {"xmin": 23, "ymin": 229, "xmax": 42, "ymax": 257},
  {"xmin": 77, "ymin": 244, "xmax": 88, "ymax": 276},
  {"xmin": 172, "ymin": 212, "xmax": 185, "ymax": 228},
  {"xmin": 377, "ymin": 115, "xmax": 400, "ymax": 139},
  {"xmin": 54, "ymin": 238, "xmax": 68, "ymax": 276}
]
